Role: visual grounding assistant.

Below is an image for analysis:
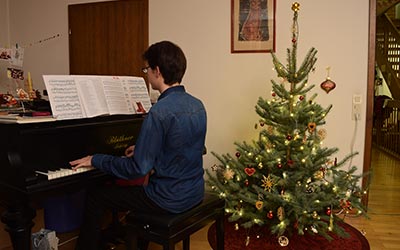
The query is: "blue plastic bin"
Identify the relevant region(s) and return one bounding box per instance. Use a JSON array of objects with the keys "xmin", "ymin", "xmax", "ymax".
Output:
[{"xmin": 43, "ymin": 190, "xmax": 86, "ymax": 233}]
